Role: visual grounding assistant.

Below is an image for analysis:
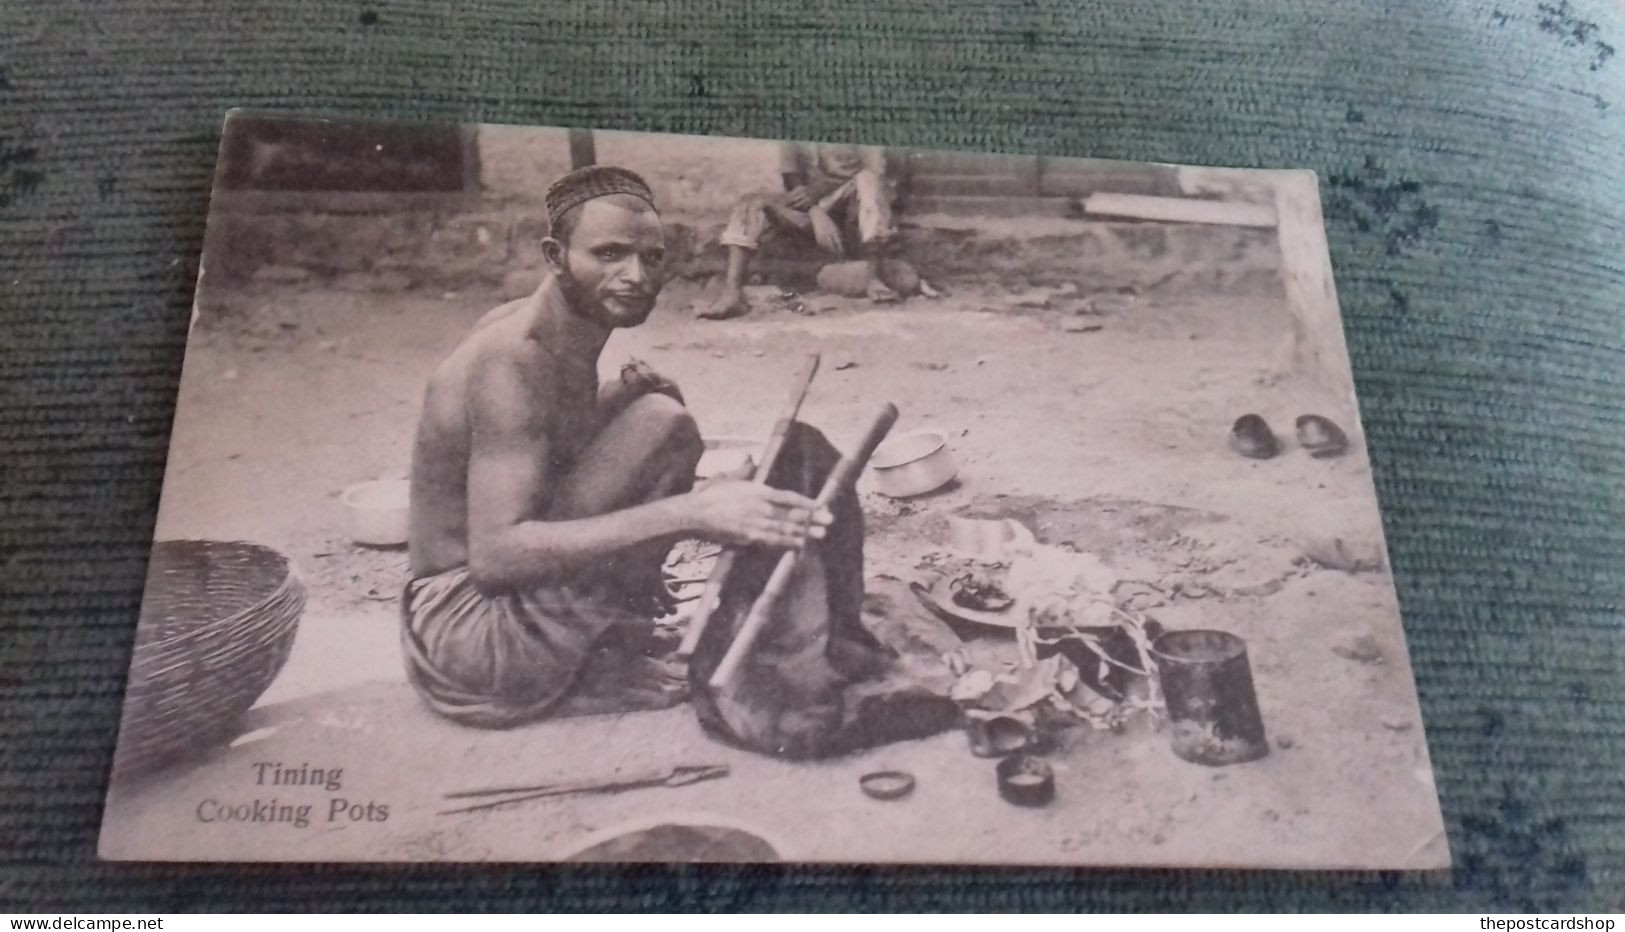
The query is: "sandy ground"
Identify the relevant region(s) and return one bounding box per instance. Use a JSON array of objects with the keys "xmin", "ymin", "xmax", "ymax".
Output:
[{"xmin": 108, "ymin": 265, "xmax": 1447, "ymax": 868}]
